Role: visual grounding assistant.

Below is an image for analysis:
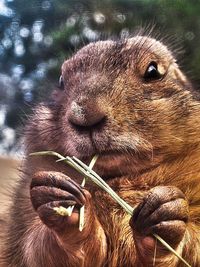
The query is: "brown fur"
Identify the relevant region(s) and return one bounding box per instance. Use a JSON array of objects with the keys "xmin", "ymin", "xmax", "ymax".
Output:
[{"xmin": 1, "ymin": 36, "xmax": 200, "ymax": 266}]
